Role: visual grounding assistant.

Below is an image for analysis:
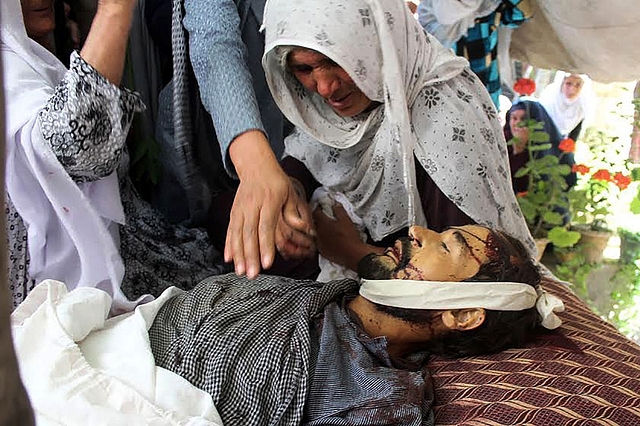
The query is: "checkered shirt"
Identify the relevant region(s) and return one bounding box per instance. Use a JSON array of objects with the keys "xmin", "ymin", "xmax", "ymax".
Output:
[
  {"xmin": 149, "ymin": 273, "xmax": 435, "ymax": 425},
  {"xmin": 149, "ymin": 273, "xmax": 357, "ymax": 425}
]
